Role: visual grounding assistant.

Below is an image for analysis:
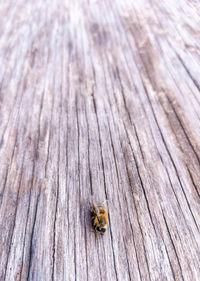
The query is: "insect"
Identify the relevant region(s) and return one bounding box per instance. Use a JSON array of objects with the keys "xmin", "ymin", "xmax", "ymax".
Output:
[{"xmin": 90, "ymin": 203, "xmax": 108, "ymax": 234}]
